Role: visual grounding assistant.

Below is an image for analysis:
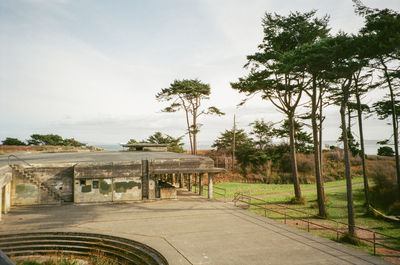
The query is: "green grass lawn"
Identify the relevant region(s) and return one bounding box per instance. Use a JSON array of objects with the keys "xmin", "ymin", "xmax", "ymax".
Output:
[
  {"xmin": 206, "ymin": 177, "xmax": 364, "ymax": 198},
  {"xmin": 203, "ymin": 178, "xmax": 399, "ymax": 259},
  {"xmin": 244, "ymin": 186, "xmax": 400, "ymax": 257}
]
